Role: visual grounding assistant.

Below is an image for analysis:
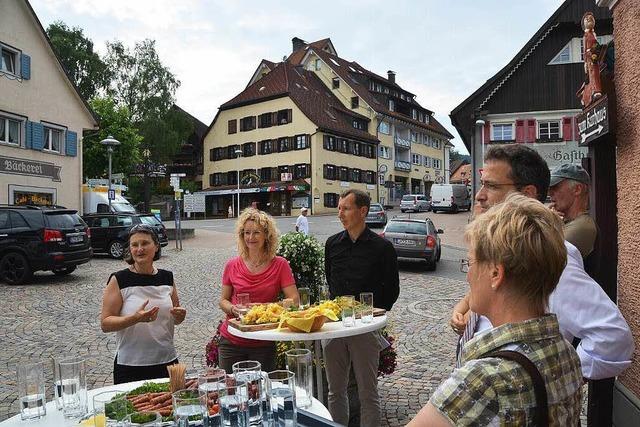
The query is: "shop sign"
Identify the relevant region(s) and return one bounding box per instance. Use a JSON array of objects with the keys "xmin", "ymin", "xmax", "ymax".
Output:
[
  {"xmin": 576, "ymin": 95, "xmax": 610, "ymax": 146},
  {"xmin": 0, "ymin": 155, "xmax": 61, "ymax": 181}
]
